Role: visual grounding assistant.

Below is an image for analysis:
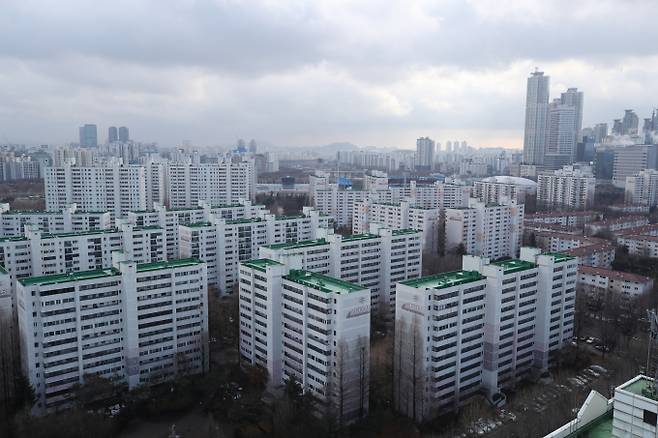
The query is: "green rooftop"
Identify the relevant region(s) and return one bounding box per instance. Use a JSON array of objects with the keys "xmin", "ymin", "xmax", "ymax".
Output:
[
  {"xmin": 0, "ymin": 235, "xmax": 28, "ymax": 242},
  {"xmin": 544, "ymin": 252, "xmax": 576, "ymax": 263},
  {"xmin": 284, "ymin": 269, "xmax": 364, "ymax": 294},
  {"xmin": 133, "ymin": 225, "xmax": 162, "ymax": 231},
  {"xmin": 136, "ymin": 258, "xmax": 203, "ymax": 272},
  {"xmin": 393, "ymin": 228, "xmax": 420, "ymax": 236},
  {"xmin": 401, "ymin": 270, "xmax": 484, "ymax": 290},
  {"xmin": 564, "ymin": 410, "xmax": 612, "ymax": 438},
  {"xmin": 263, "ymin": 238, "xmax": 329, "ymax": 250},
  {"xmin": 213, "ymin": 203, "xmax": 245, "ymax": 209},
  {"xmin": 621, "ymin": 376, "xmax": 658, "ymax": 401},
  {"xmin": 241, "ymin": 258, "xmax": 284, "ymax": 272},
  {"xmin": 342, "ymin": 233, "xmax": 379, "ymax": 242},
  {"xmin": 2, "ymin": 210, "xmax": 60, "ymax": 215},
  {"xmin": 182, "ymin": 221, "xmax": 212, "ymax": 228},
  {"xmin": 42, "ymin": 228, "xmax": 119, "ymax": 239},
  {"xmin": 374, "ymin": 201, "xmax": 401, "ymax": 207},
  {"xmin": 169, "ymin": 207, "xmax": 203, "ymax": 212},
  {"xmin": 492, "ymin": 258, "xmax": 536, "ymax": 274},
  {"xmin": 275, "ymin": 214, "xmax": 306, "ymax": 221},
  {"xmin": 226, "ymin": 217, "xmax": 263, "ymax": 225},
  {"xmin": 19, "ymin": 268, "xmax": 120, "ymax": 287}
]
